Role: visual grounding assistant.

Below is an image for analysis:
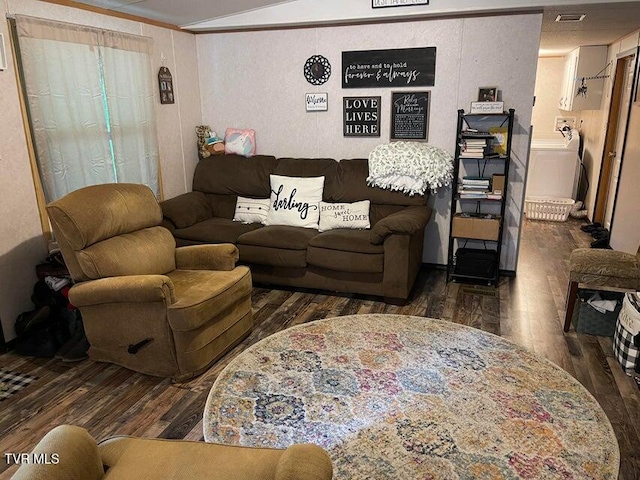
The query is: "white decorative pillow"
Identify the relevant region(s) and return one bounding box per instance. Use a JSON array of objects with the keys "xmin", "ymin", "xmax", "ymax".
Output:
[
  {"xmin": 265, "ymin": 175, "xmax": 324, "ymax": 229},
  {"xmin": 319, "ymin": 200, "xmax": 371, "ymax": 232},
  {"xmin": 233, "ymin": 197, "xmax": 270, "ymax": 224}
]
